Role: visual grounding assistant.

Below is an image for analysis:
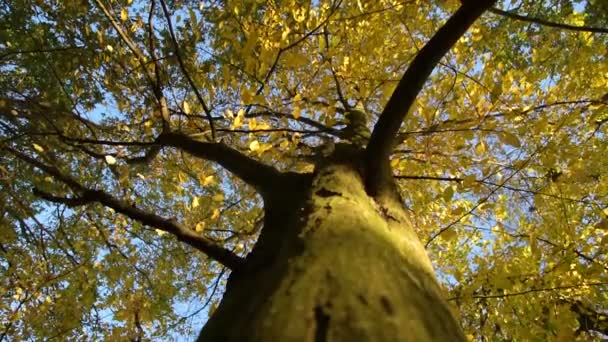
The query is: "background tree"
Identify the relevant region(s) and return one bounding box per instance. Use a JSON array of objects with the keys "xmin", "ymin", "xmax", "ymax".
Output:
[{"xmin": 1, "ymin": 0, "xmax": 608, "ymax": 340}]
